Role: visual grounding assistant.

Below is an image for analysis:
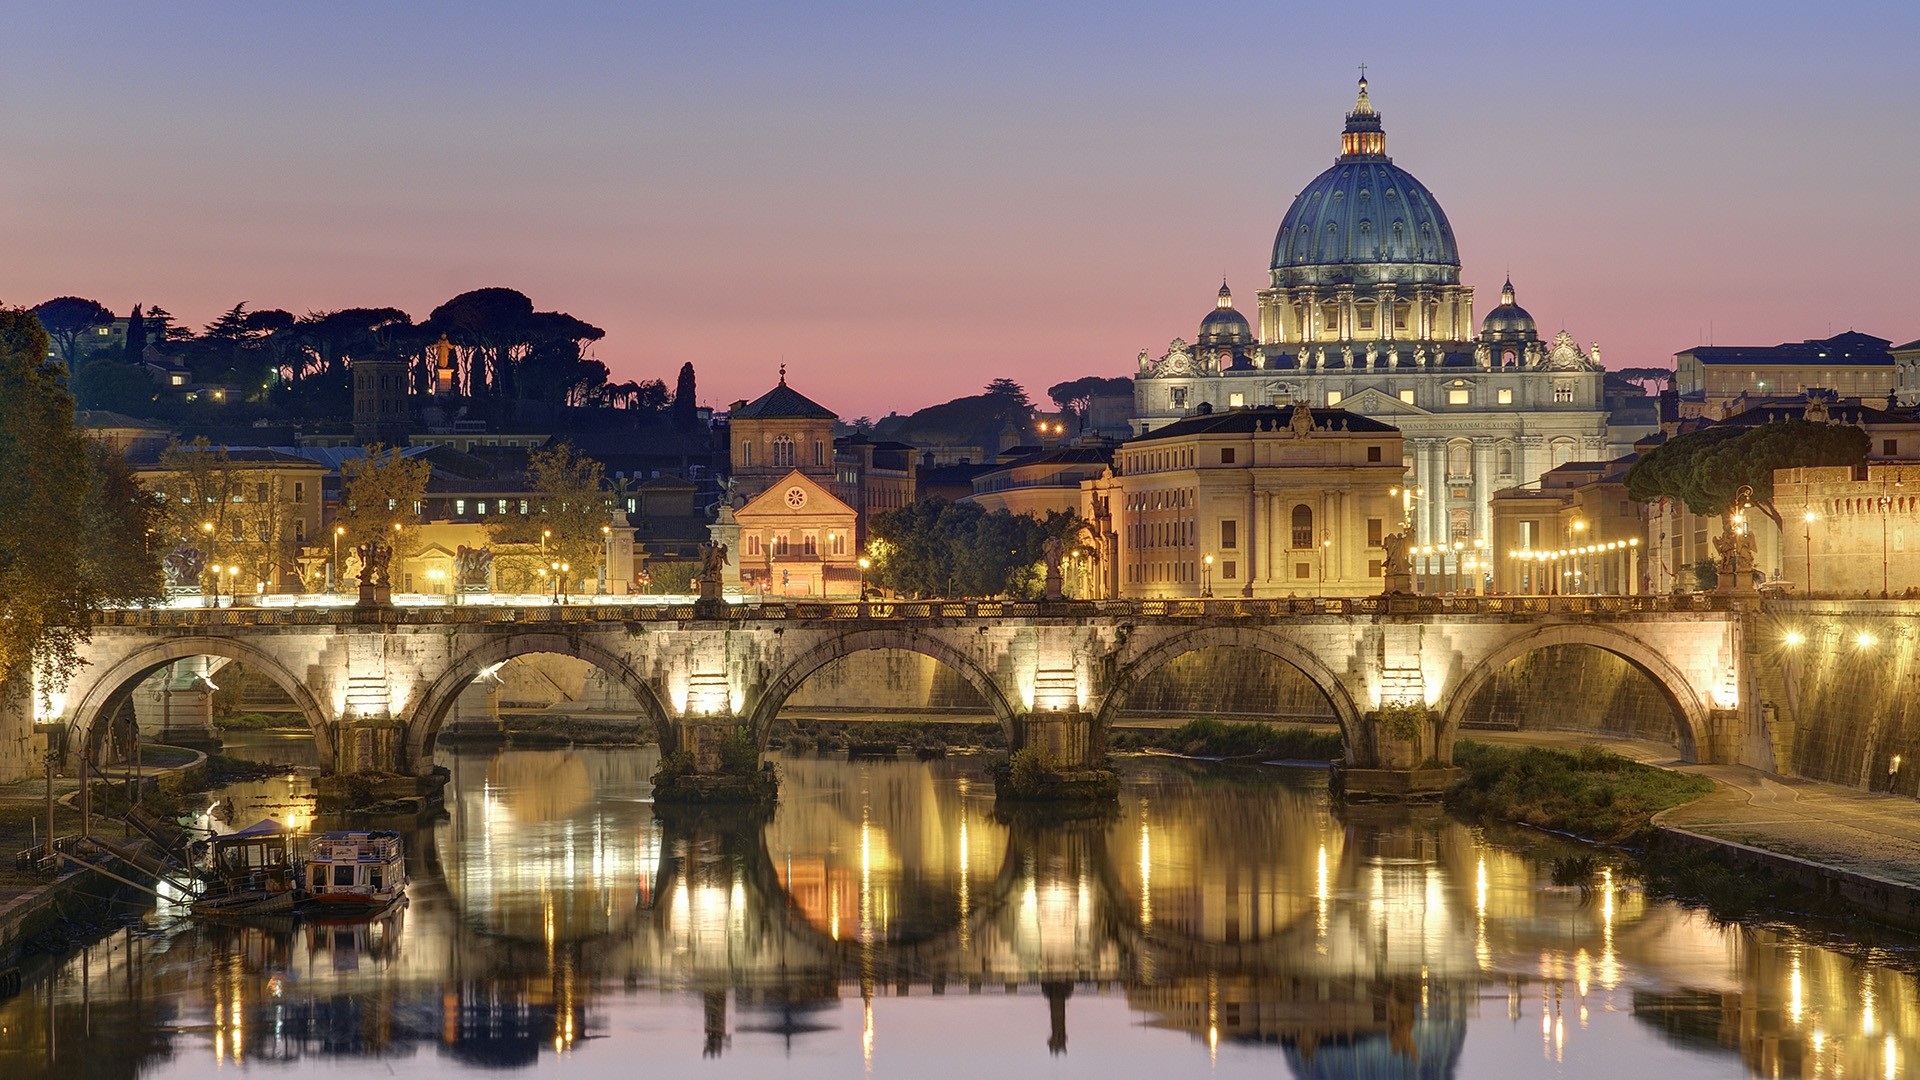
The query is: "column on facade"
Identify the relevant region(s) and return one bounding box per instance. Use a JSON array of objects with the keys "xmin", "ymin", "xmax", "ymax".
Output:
[
  {"xmin": 1243, "ymin": 482, "xmax": 1258, "ymax": 597},
  {"xmin": 1428, "ymin": 440, "xmax": 1448, "ymax": 547},
  {"xmin": 1412, "ymin": 287, "xmax": 1432, "ymax": 341},
  {"xmin": 1375, "ymin": 285, "xmax": 1397, "ymax": 343}
]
